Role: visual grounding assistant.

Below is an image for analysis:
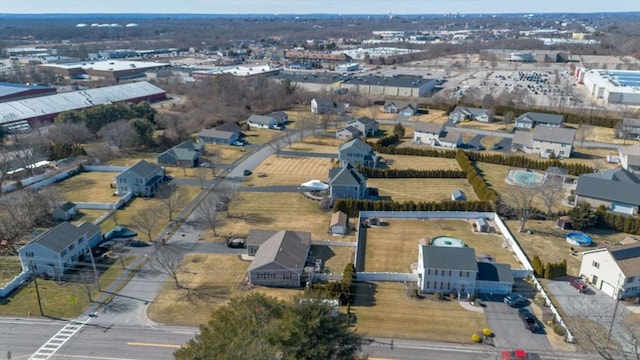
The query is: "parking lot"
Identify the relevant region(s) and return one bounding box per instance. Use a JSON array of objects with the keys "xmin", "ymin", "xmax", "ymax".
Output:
[{"xmin": 480, "ymin": 294, "xmax": 554, "ymax": 351}]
